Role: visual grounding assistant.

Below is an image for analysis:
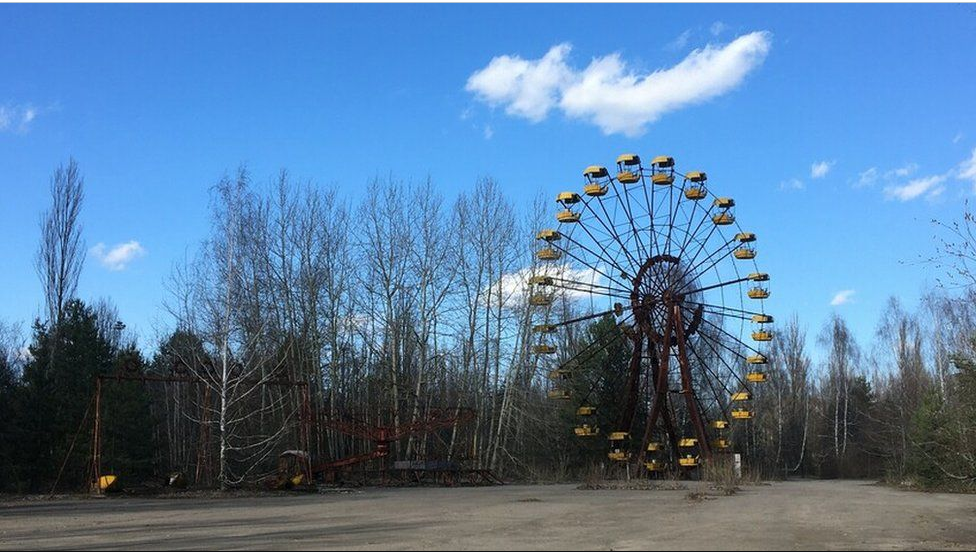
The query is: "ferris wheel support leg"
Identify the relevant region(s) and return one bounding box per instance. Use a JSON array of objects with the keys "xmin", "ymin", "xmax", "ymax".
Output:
[
  {"xmin": 643, "ymin": 339, "xmax": 680, "ymax": 468},
  {"xmin": 617, "ymin": 334, "xmax": 644, "ymax": 436},
  {"xmin": 638, "ymin": 310, "xmax": 677, "ymax": 467},
  {"xmin": 673, "ymin": 304, "xmax": 712, "ymax": 461}
]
